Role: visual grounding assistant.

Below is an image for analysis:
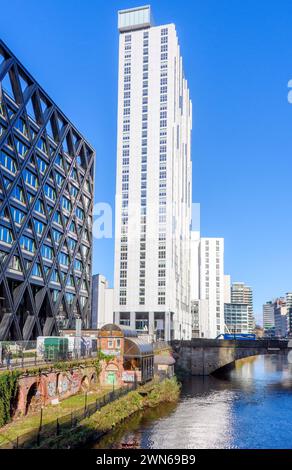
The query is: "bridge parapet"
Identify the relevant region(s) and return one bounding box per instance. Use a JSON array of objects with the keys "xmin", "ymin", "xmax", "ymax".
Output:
[
  {"xmin": 171, "ymin": 338, "xmax": 290, "ymax": 376},
  {"xmin": 172, "ymin": 338, "xmax": 289, "ymax": 349}
]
